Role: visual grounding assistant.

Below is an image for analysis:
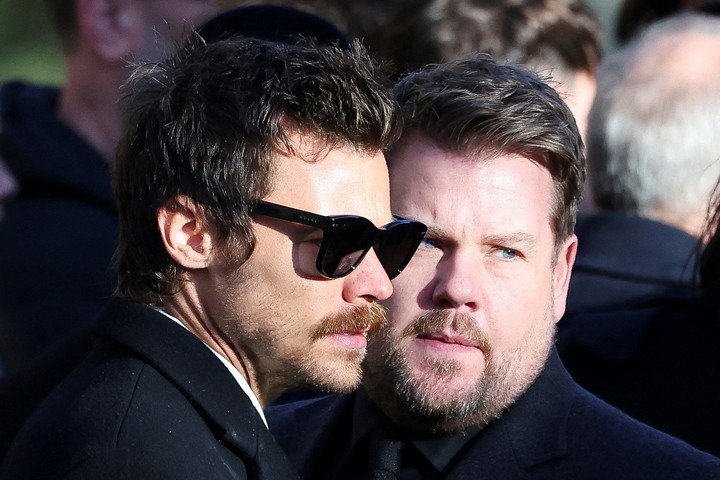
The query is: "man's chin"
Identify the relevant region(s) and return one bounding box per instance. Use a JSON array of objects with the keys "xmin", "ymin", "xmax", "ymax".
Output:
[
  {"xmin": 405, "ymin": 372, "xmax": 483, "ymax": 410},
  {"xmin": 297, "ymin": 346, "xmax": 365, "ymax": 393},
  {"xmin": 406, "ymin": 347, "xmax": 488, "ymax": 385}
]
